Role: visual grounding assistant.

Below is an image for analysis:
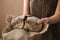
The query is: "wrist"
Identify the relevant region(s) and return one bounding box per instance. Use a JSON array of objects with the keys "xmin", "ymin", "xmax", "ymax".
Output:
[
  {"xmin": 45, "ymin": 17, "xmax": 50, "ymax": 24},
  {"xmin": 44, "ymin": 17, "xmax": 54, "ymax": 24}
]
